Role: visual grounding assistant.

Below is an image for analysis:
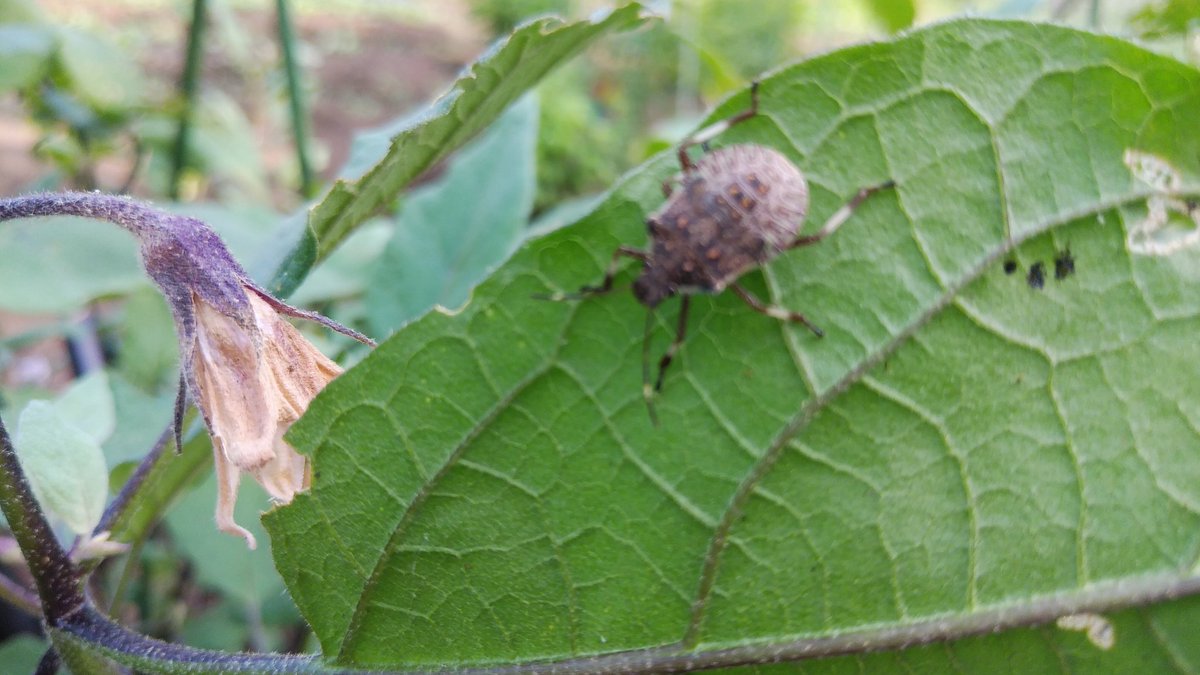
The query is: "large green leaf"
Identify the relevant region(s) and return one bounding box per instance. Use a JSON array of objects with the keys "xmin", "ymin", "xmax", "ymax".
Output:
[
  {"xmin": 268, "ymin": 3, "xmax": 649, "ymax": 295},
  {"xmin": 266, "ymin": 19, "xmax": 1200, "ymax": 670}
]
